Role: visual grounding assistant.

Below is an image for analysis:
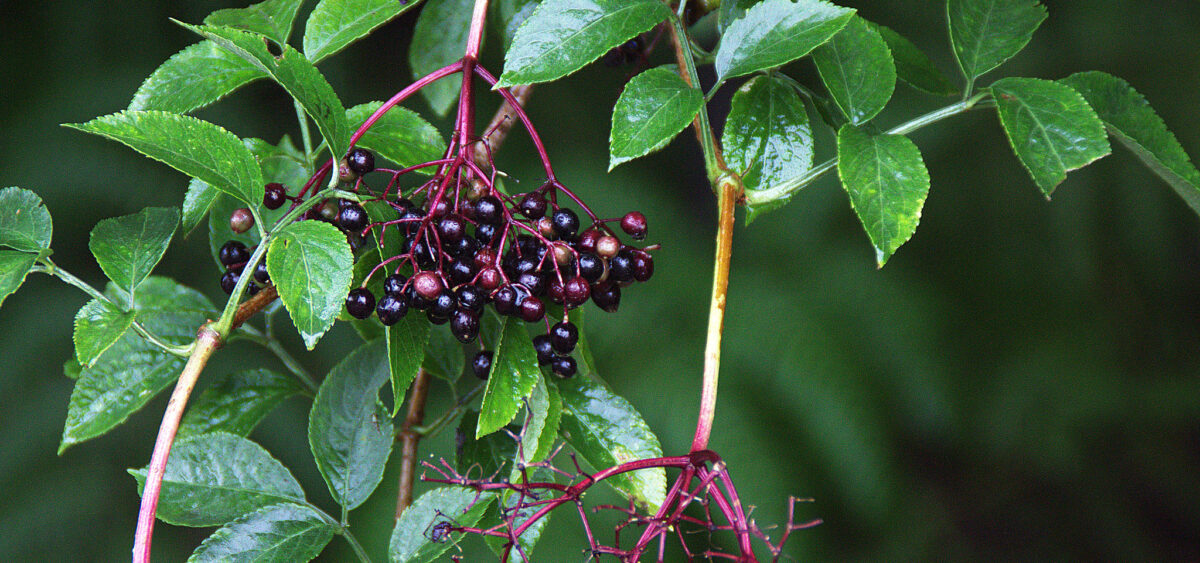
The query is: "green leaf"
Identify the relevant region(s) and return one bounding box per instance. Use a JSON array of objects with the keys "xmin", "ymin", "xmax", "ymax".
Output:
[
  {"xmin": 836, "ymin": 125, "xmax": 931, "ymax": 267},
  {"xmin": 65, "ymin": 111, "xmax": 264, "ymax": 206},
  {"xmin": 179, "ymin": 369, "xmax": 303, "ymax": 438},
  {"xmin": 722, "ymin": 75, "xmax": 813, "ymax": 216},
  {"xmin": 494, "ymin": 0, "xmax": 541, "ymax": 50},
  {"xmin": 204, "ymin": 0, "xmax": 305, "ymax": 45},
  {"xmin": 206, "ymin": 137, "xmax": 306, "ymax": 264},
  {"xmin": 498, "ymin": 0, "xmax": 672, "ymax": 87},
  {"xmin": 1059, "ymin": 71, "xmax": 1200, "ymax": 216},
  {"xmin": 185, "ymin": 24, "xmax": 351, "ymax": 160},
  {"xmin": 189, "ymin": 503, "xmax": 334, "ymax": 563},
  {"xmin": 309, "ymin": 339, "xmax": 393, "ymax": 510},
  {"xmin": 513, "ymin": 372, "xmax": 560, "ymax": 478},
  {"xmin": 63, "ymin": 358, "xmax": 83, "ymax": 380},
  {"xmin": 456, "ymin": 411, "xmax": 517, "ymax": 477},
  {"xmin": 390, "ymin": 488, "xmax": 494, "ymax": 563},
  {"xmin": 991, "ymin": 77, "xmax": 1111, "ymax": 196},
  {"xmin": 480, "ymin": 482, "xmax": 551, "ymax": 562},
  {"xmin": 609, "ymin": 66, "xmax": 704, "ymax": 171},
  {"xmin": 129, "ymin": 432, "xmax": 306, "ymax": 527},
  {"xmin": 88, "ymin": 207, "xmax": 179, "ymax": 296},
  {"xmin": 0, "ymin": 250, "xmax": 37, "ymax": 309},
  {"xmin": 718, "ymin": 0, "xmax": 758, "ymax": 32},
  {"xmin": 73, "ymin": 300, "xmax": 136, "ymax": 368},
  {"xmin": 478, "ymin": 317, "xmax": 542, "ymax": 438},
  {"xmin": 268, "ymin": 220, "xmax": 353, "ymax": 349},
  {"xmin": 409, "ymin": 0, "xmax": 475, "ymax": 116},
  {"xmin": 555, "ymin": 375, "xmax": 666, "ymax": 512},
  {"xmin": 948, "ymin": 0, "xmax": 1047, "ymax": 84},
  {"xmin": 387, "ymin": 311, "xmax": 433, "ymax": 415},
  {"xmin": 60, "ymin": 278, "xmax": 215, "ymax": 452},
  {"xmin": 182, "ymin": 179, "xmax": 220, "ymax": 235},
  {"xmin": 129, "ymin": 41, "xmax": 265, "ymax": 114},
  {"xmin": 0, "ymin": 187, "xmax": 53, "ymax": 252},
  {"xmin": 813, "ymin": 17, "xmax": 895, "ymax": 125},
  {"xmin": 423, "ymin": 327, "xmax": 465, "ymax": 382},
  {"xmin": 870, "ymin": 23, "xmax": 957, "ymax": 96},
  {"xmin": 714, "ymin": 0, "xmax": 855, "ymax": 82},
  {"xmin": 304, "ymin": 0, "xmax": 422, "ymax": 63},
  {"xmin": 348, "ymin": 102, "xmax": 447, "ymax": 169}
]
